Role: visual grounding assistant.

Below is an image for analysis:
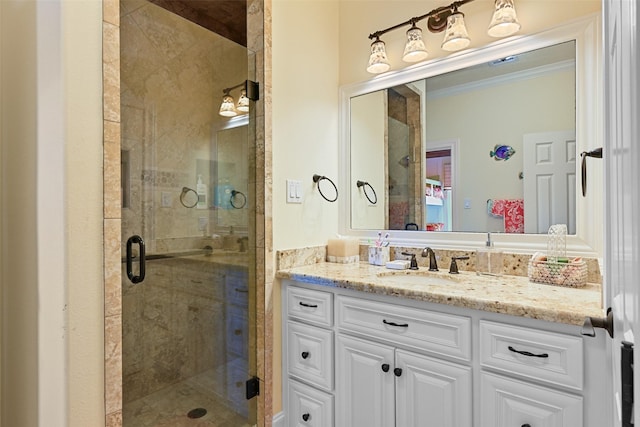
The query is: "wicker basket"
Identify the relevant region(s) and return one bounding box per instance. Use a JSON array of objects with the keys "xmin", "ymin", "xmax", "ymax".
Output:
[{"xmin": 528, "ymin": 258, "xmax": 588, "ymax": 287}]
